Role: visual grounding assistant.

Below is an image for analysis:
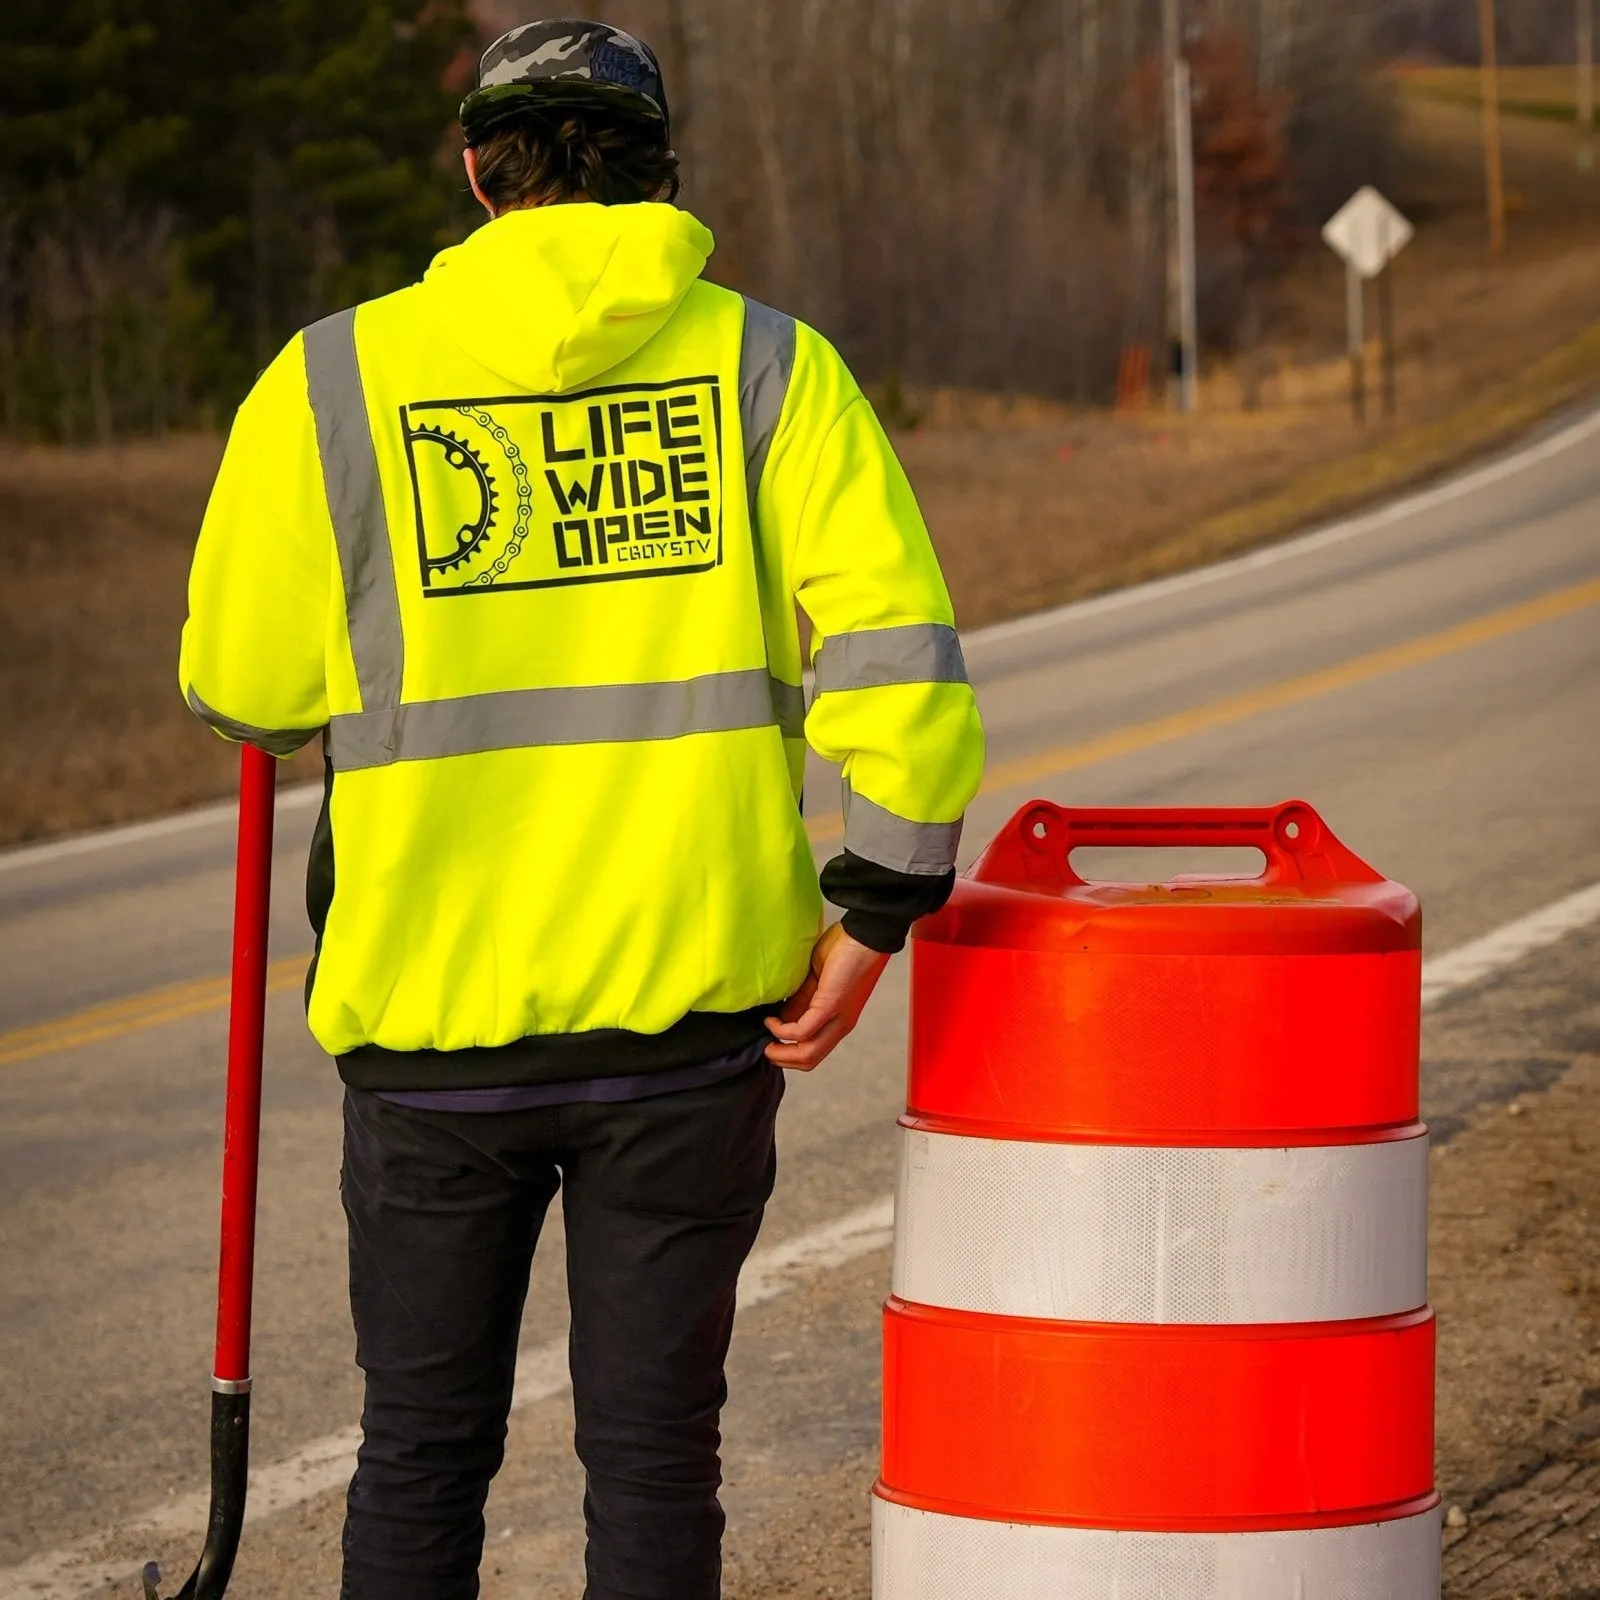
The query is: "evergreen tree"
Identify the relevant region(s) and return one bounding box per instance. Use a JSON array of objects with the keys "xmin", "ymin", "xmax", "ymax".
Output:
[{"xmin": 0, "ymin": 0, "xmax": 475, "ymax": 437}]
